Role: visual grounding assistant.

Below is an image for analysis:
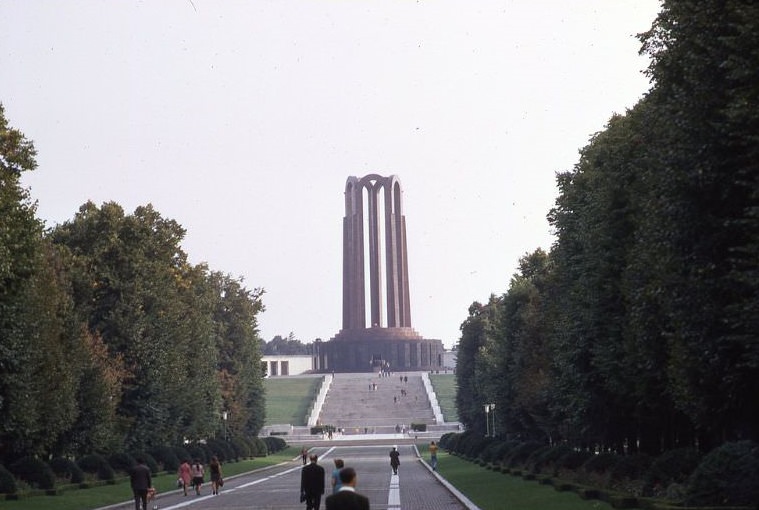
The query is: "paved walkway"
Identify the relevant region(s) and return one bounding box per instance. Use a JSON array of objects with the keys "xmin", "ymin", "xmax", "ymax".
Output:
[{"xmin": 101, "ymin": 443, "xmax": 478, "ymax": 510}]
